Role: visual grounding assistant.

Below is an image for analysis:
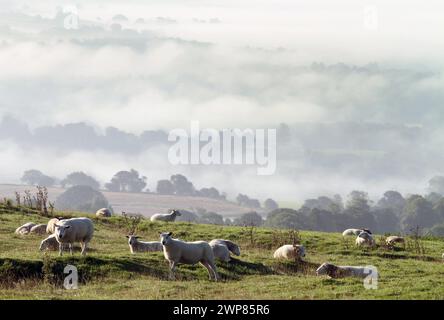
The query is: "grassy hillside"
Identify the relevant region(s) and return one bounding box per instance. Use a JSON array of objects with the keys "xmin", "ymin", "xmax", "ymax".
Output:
[
  {"xmin": 0, "ymin": 204, "xmax": 443, "ymax": 300},
  {"xmin": 0, "ymin": 184, "xmax": 256, "ymax": 218}
]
